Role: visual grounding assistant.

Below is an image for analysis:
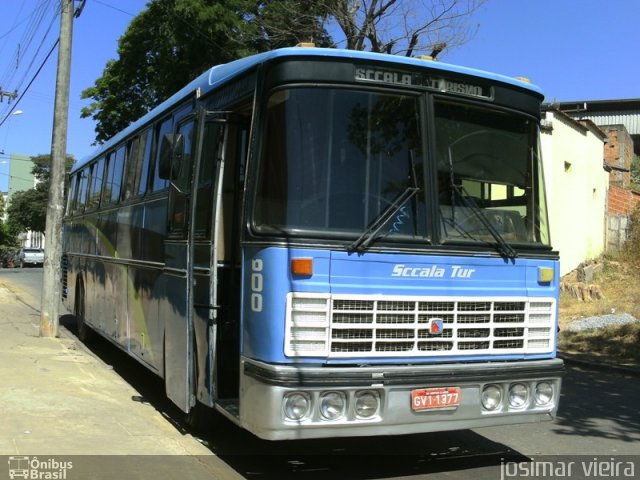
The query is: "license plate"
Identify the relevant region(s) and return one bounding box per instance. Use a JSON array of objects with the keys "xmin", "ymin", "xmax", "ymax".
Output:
[{"xmin": 411, "ymin": 387, "xmax": 461, "ymax": 411}]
